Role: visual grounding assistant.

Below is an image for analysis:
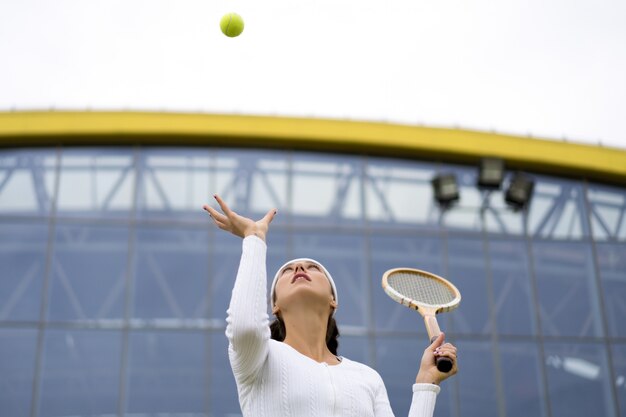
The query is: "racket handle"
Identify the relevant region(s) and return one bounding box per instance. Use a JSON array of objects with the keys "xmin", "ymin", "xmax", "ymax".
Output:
[{"xmin": 429, "ymin": 335, "xmax": 454, "ymax": 373}]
